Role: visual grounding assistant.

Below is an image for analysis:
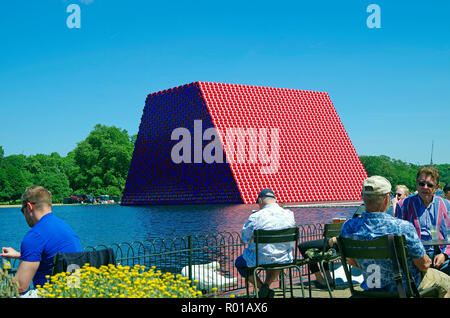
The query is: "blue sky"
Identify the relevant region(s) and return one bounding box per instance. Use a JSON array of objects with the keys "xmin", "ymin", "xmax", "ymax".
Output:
[{"xmin": 0, "ymin": 0, "xmax": 449, "ymax": 164}]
